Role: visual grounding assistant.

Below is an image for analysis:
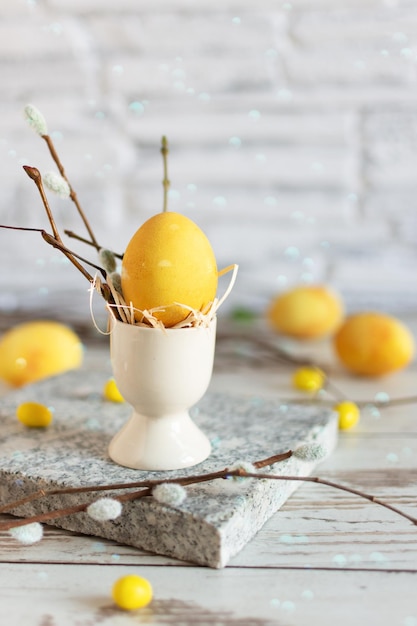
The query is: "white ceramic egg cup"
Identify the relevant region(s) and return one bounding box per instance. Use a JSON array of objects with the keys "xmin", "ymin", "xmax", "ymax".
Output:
[{"xmin": 108, "ymin": 317, "xmax": 216, "ymax": 471}]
